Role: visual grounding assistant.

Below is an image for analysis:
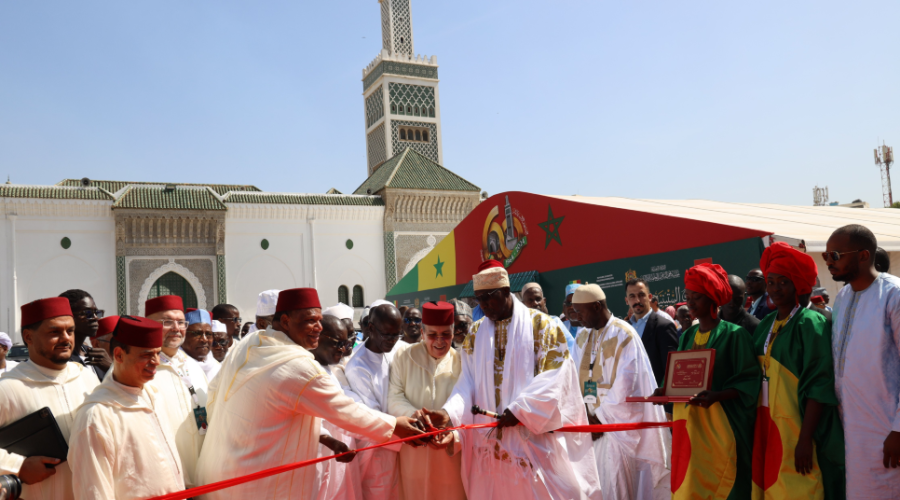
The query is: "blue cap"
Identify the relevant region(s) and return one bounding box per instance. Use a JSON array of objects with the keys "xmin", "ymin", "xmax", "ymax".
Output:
[
  {"xmin": 565, "ymin": 283, "xmax": 582, "ymax": 297},
  {"xmin": 185, "ymin": 309, "xmax": 211, "ymax": 326}
]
